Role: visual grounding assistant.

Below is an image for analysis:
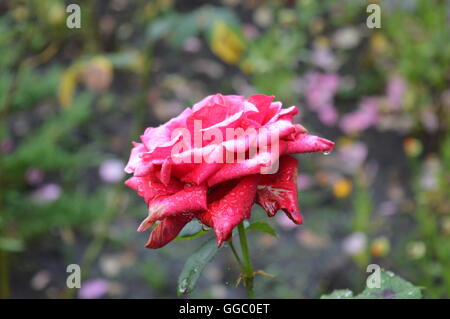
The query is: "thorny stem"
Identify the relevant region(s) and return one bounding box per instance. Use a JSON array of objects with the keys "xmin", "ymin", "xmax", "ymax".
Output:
[{"xmin": 237, "ymin": 223, "xmax": 254, "ymax": 299}]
